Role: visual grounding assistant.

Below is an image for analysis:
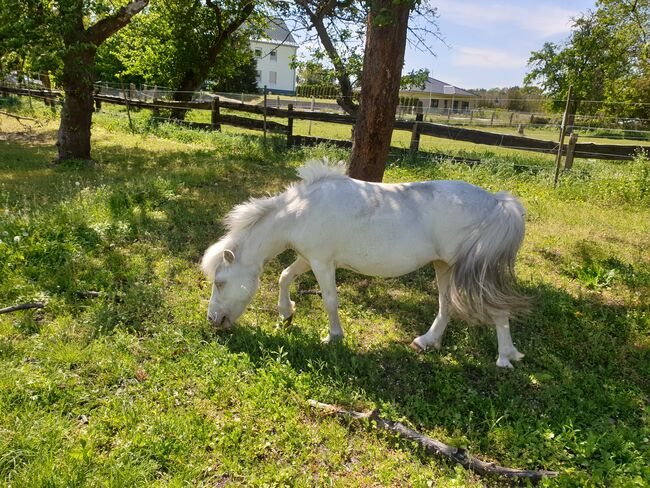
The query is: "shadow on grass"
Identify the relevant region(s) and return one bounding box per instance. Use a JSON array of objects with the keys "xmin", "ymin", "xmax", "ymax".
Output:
[
  {"xmin": 3, "ymin": 124, "xmax": 648, "ymax": 478},
  {"xmin": 213, "ymin": 277, "xmax": 648, "ymax": 462}
]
